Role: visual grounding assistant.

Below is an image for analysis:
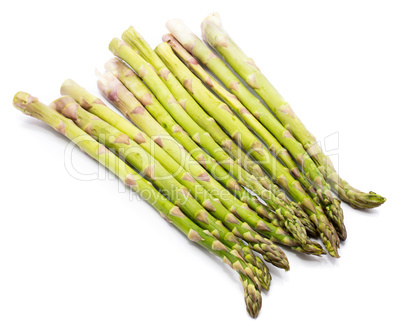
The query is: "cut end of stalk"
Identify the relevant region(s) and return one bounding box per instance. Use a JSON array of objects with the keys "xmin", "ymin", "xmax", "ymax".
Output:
[
  {"xmin": 60, "ymin": 79, "xmax": 75, "ymax": 95},
  {"xmin": 13, "ymin": 92, "xmax": 38, "ymax": 114},
  {"xmin": 165, "ymin": 18, "xmax": 196, "ymax": 48}
]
